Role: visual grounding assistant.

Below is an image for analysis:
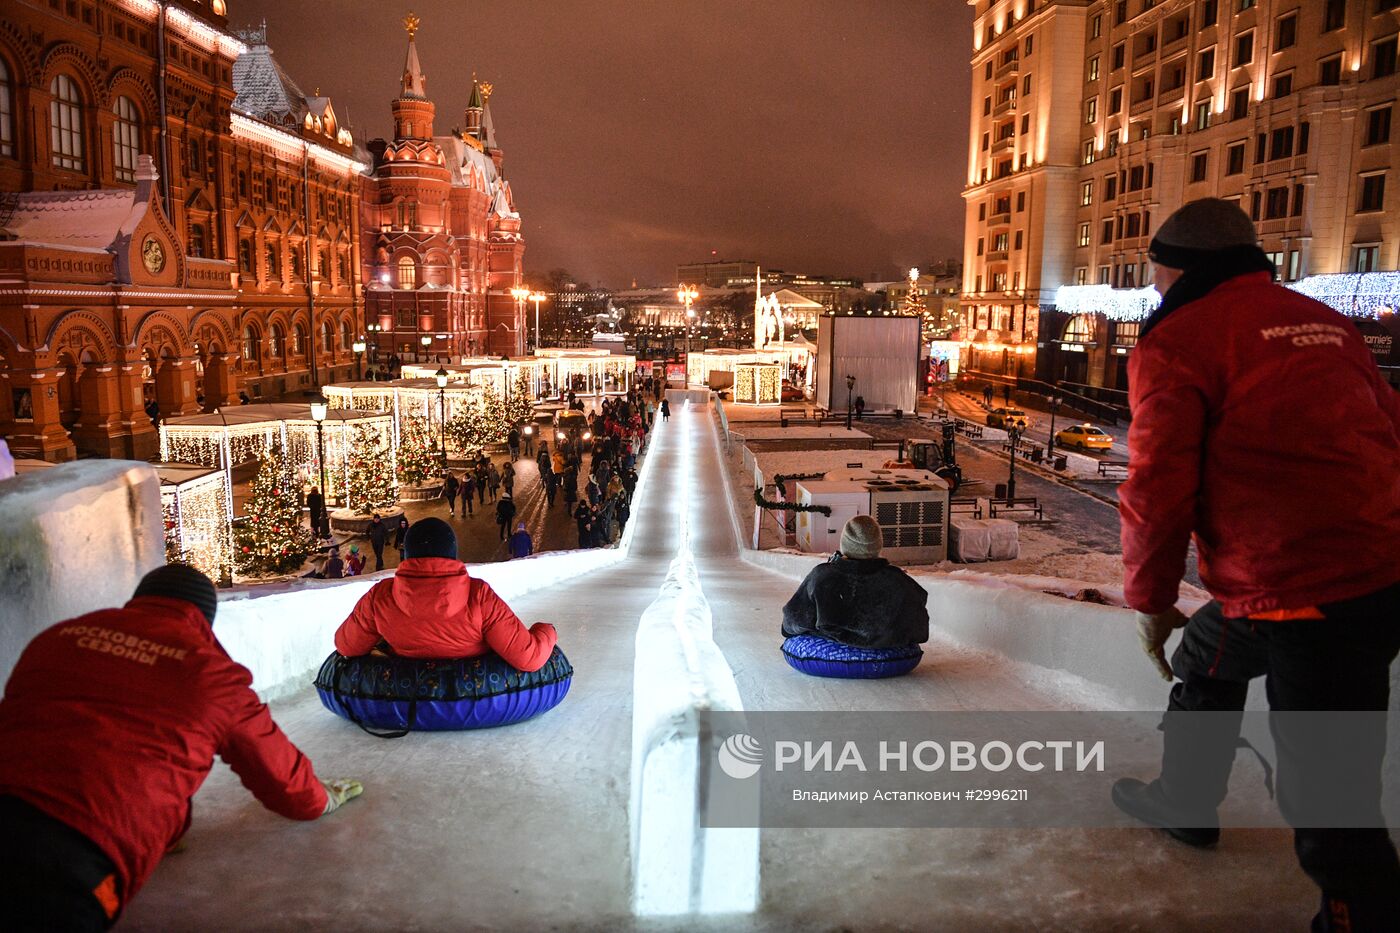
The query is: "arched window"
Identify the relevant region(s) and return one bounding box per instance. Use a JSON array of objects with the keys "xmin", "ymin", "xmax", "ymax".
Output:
[
  {"xmin": 292, "ymin": 323, "xmax": 307, "ymax": 358},
  {"xmin": 340, "ymin": 319, "xmax": 353, "ymax": 351},
  {"xmin": 265, "ymin": 243, "xmax": 280, "ymax": 279},
  {"xmin": 1, "ymin": 59, "xmax": 16, "ymax": 158},
  {"xmin": 269, "ymin": 324, "xmax": 284, "ymax": 358},
  {"xmin": 186, "ymin": 136, "xmax": 201, "ymax": 175},
  {"xmin": 1061, "ymin": 315, "xmax": 1095, "ymax": 344},
  {"xmin": 189, "ymin": 223, "xmax": 207, "ymax": 258},
  {"xmin": 113, "ymin": 96, "xmax": 140, "ymax": 182},
  {"xmin": 321, "ymin": 320, "xmax": 335, "ymax": 353},
  {"xmin": 241, "ymin": 325, "xmax": 259, "ymax": 363},
  {"xmin": 238, "ymin": 238, "xmax": 253, "ymax": 273},
  {"xmin": 49, "ymin": 75, "xmax": 85, "ymax": 171},
  {"xmin": 396, "ymin": 256, "xmax": 417, "ymax": 289}
]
